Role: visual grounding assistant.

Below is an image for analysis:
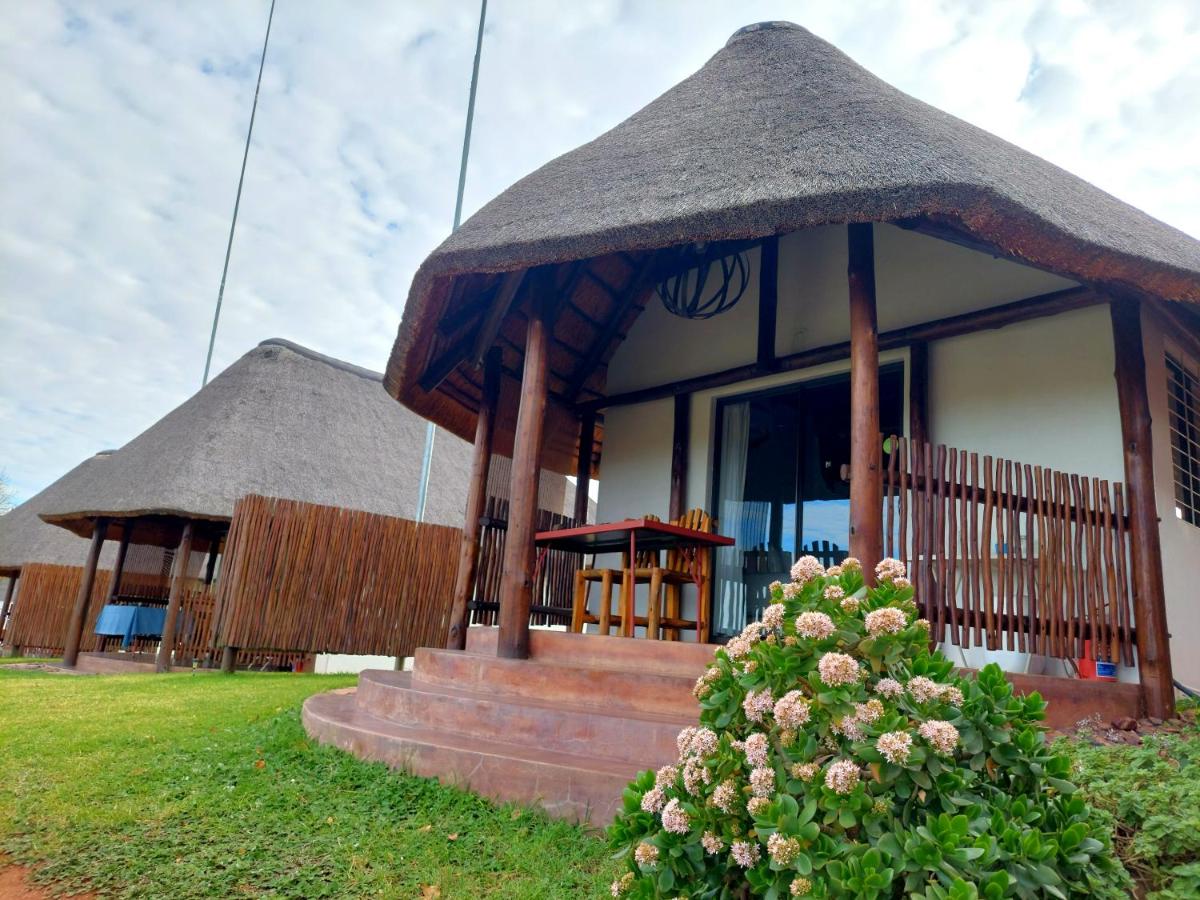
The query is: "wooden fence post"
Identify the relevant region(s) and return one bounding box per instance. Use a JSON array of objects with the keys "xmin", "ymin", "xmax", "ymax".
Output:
[
  {"xmin": 0, "ymin": 573, "xmax": 17, "ymax": 644},
  {"xmin": 848, "ymin": 224, "xmax": 883, "ymax": 581},
  {"xmin": 1110, "ymin": 297, "xmax": 1174, "ymax": 718},
  {"xmin": 447, "ymin": 347, "xmax": 501, "ymax": 650},
  {"xmin": 63, "ymin": 518, "xmax": 107, "ymax": 667},
  {"xmin": 496, "ymin": 272, "xmax": 553, "ymax": 659},
  {"xmin": 156, "ymin": 521, "xmax": 195, "ymax": 673}
]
